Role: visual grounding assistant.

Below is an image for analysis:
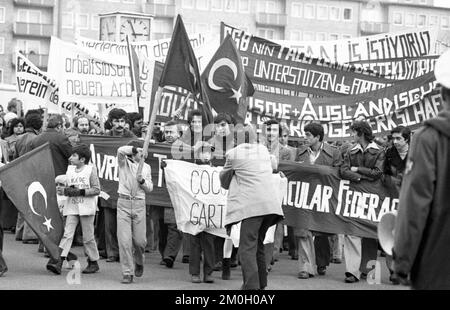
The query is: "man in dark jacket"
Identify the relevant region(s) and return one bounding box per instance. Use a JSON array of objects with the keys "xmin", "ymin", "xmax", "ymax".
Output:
[
  {"xmin": 32, "ymin": 114, "xmax": 72, "ymax": 177},
  {"xmin": 295, "ymin": 123, "xmax": 341, "ymax": 279},
  {"xmin": 14, "ymin": 112, "xmax": 42, "ymax": 243},
  {"xmin": 392, "ymin": 51, "xmax": 450, "ymax": 289},
  {"xmin": 384, "ymin": 126, "xmax": 411, "ymax": 191},
  {"xmin": 340, "ymin": 120, "xmax": 385, "ymax": 283}
]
